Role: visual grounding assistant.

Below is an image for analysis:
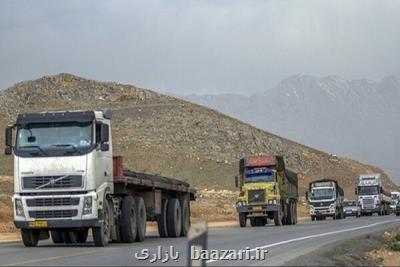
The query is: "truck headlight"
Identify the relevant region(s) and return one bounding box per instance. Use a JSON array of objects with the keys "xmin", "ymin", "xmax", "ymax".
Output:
[
  {"xmin": 83, "ymin": 196, "xmax": 93, "ymax": 215},
  {"xmin": 15, "ymin": 199, "xmax": 24, "ymax": 217},
  {"xmin": 268, "ymin": 200, "xmax": 272, "ymax": 204},
  {"xmin": 273, "ymin": 199, "xmax": 277, "ymax": 204}
]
